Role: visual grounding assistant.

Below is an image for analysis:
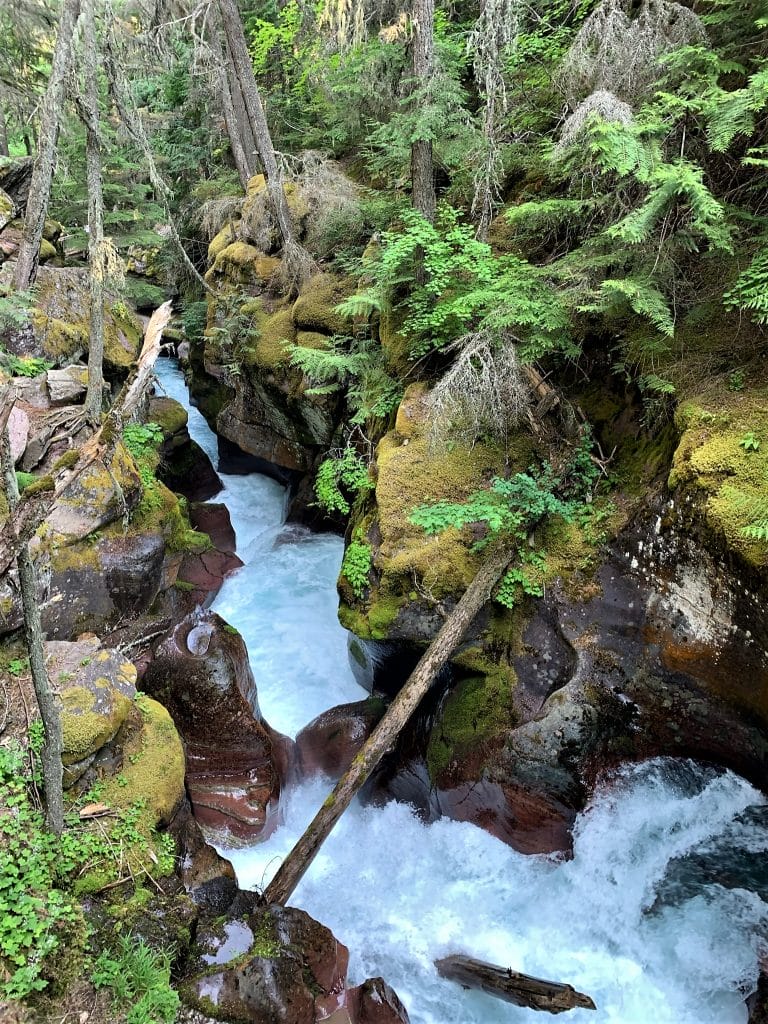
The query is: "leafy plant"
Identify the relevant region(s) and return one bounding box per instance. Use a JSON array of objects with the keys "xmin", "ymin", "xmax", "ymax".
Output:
[
  {"xmin": 341, "ymin": 540, "xmax": 373, "ymax": 598},
  {"xmin": 122, "ymin": 422, "xmax": 164, "ymax": 459},
  {"xmin": 739, "ymin": 431, "xmax": 761, "ymax": 451},
  {"xmin": 91, "ymin": 935, "xmax": 179, "ymax": 1024},
  {"xmin": 4, "ymin": 354, "xmax": 53, "ymax": 378},
  {"xmin": 315, "ymin": 447, "xmax": 373, "ymax": 515}
]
